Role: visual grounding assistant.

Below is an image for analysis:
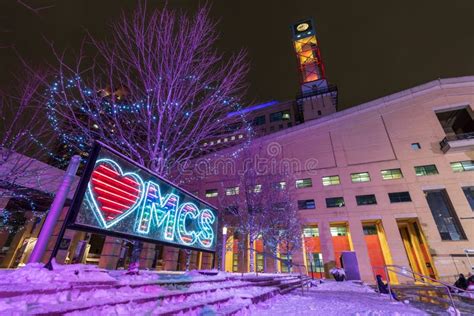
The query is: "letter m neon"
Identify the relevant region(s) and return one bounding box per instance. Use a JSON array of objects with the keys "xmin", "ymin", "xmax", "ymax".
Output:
[{"xmin": 136, "ymin": 182, "xmax": 179, "ymax": 241}]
